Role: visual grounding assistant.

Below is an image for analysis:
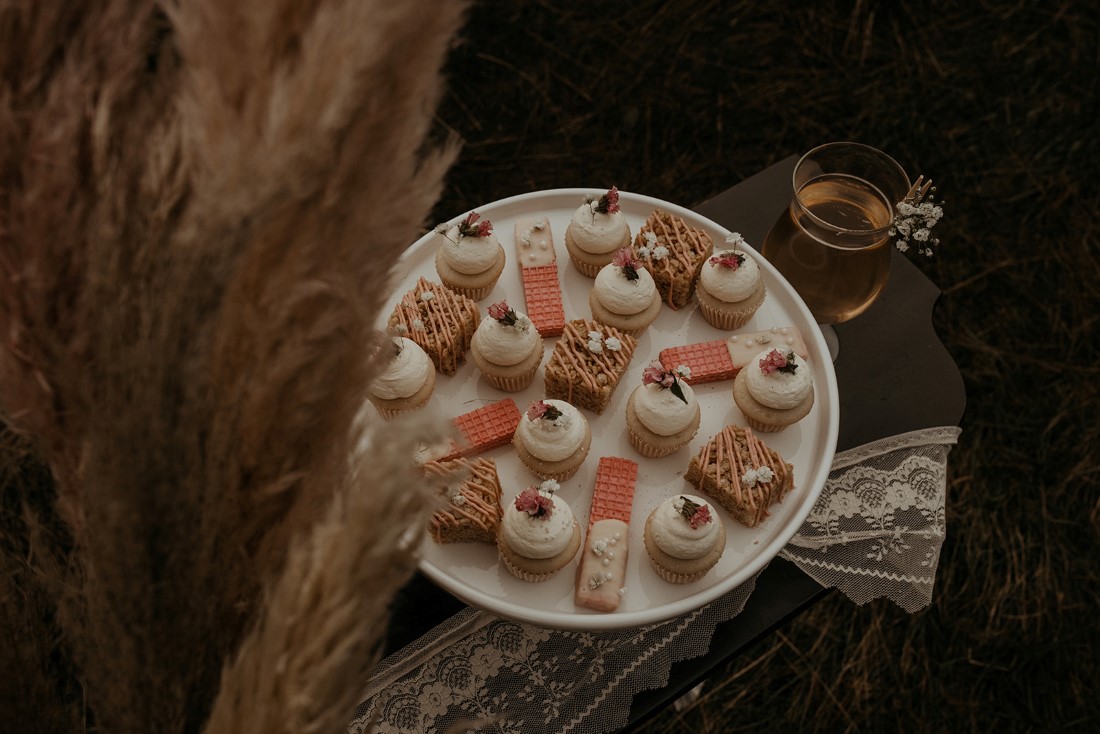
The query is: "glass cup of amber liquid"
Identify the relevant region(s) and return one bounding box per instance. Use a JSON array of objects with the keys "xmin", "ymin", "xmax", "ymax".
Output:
[{"xmin": 762, "ymin": 142, "xmax": 910, "ymax": 358}]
